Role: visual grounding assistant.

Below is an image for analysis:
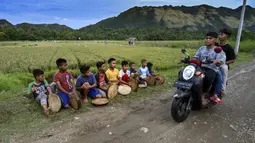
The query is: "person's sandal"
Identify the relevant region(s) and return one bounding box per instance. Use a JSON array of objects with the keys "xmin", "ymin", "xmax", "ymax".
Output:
[
  {"xmin": 215, "ymin": 98, "xmax": 223, "ymax": 105},
  {"xmin": 210, "ymin": 96, "xmax": 217, "ymax": 103}
]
